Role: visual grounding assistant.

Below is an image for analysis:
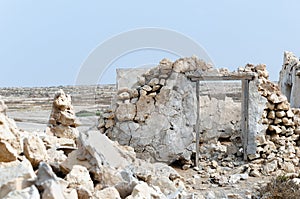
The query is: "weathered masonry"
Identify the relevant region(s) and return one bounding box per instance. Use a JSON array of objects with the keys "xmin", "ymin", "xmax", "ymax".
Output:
[{"xmin": 99, "ymin": 56, "xmax": 300, "ymax": 171}]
